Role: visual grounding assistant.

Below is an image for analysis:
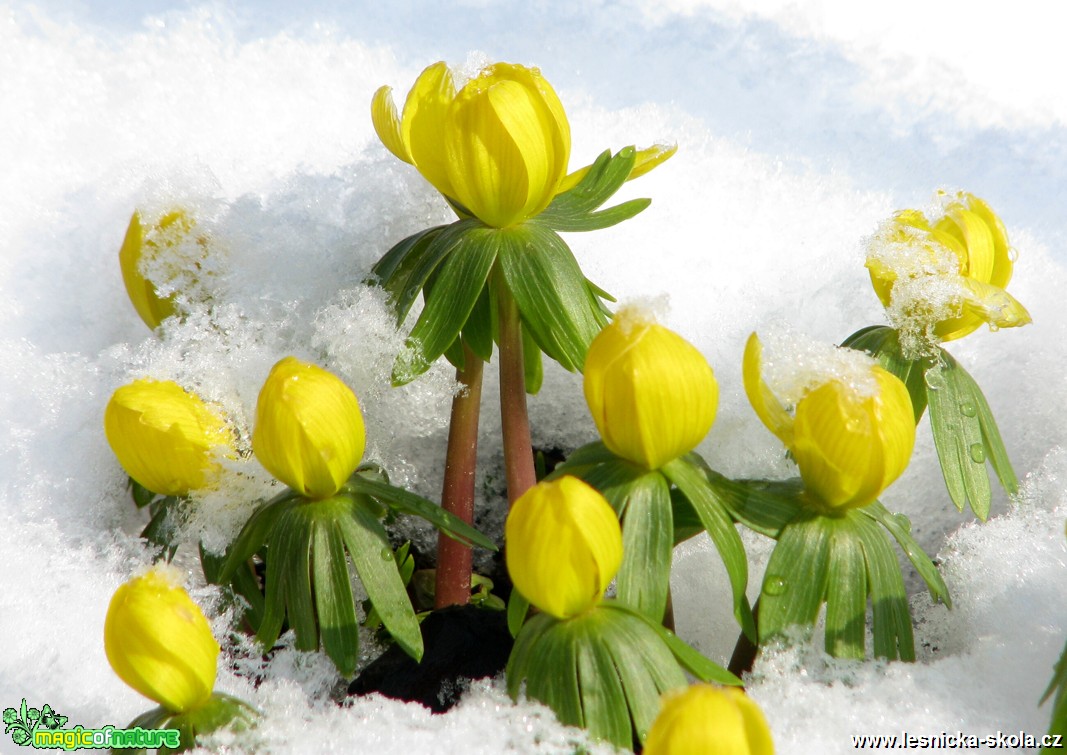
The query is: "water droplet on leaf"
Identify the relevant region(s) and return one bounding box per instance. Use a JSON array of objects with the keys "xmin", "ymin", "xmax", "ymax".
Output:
[
  {"xmin": 959, "ymin": 401, "xmax": 976, "ymax": 417},
  {"xmin": 969, "ymin": 443, "xmax": 986, "ymax": 463},
  {"xmin": 380, "ymin": 547, "xmax": 393, "ymax": 560},
  {"xmin": 763, "ymin": 575, "xmax": 788, "ymax": 596},
  {"xmin": 924, "ymin": 368, "xmax": 946, "ymax": 391}
]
